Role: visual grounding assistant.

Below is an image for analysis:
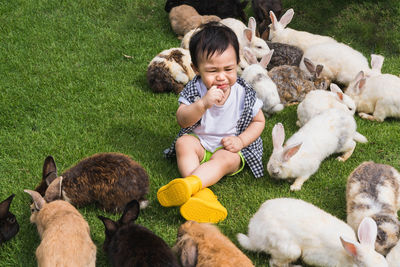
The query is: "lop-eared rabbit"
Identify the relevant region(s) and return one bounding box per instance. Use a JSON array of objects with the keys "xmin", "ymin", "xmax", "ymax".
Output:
[
  {"xmin": 237, "ymin": 198, "xmax": 388, "ymax": 267},
  {"xmin": 98, "ymin": 199, "xmax": 179, "ymax": 267},
  {"xmin": 267, "ymin": 109, "xmax": 367, "ymax": 191},
  {"xmin": 0, "ymin": 194, "xmax": 19, "ymax": 244},
  {"xmin": 24, "ymin": 189, "xmax": 96, "ymax": 267},
  {"xmin": 169, "ymin": 5, "xmax": 220, "ymax": 38},
  {"xmin": 241, "ymin": 47, "xmax": 283, "ymax": 116},
  {"xmin": 147, "ymin": 47, "xmax": 195, "ymax": 94},
  {"xmin": 345, "ymin": 71, "xmax": 400, "ymax": 122},
  {"xmin": 296, "ymin": 83, "xmax": 356, "ymax": 127},
  {"xmin": 268, "ymin": 9, "xmax": 337, "ymax": 52},
  {"xmin": 346, "ymin": 161, "xmax": 400, "ymax": 256},
  {"xmin": 173, "ymin": 220, "xmax": 254, "ymax": 267},
  {"xmin": 35, "ymin": 152, "xmax": 149, "ymax": 213}
]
